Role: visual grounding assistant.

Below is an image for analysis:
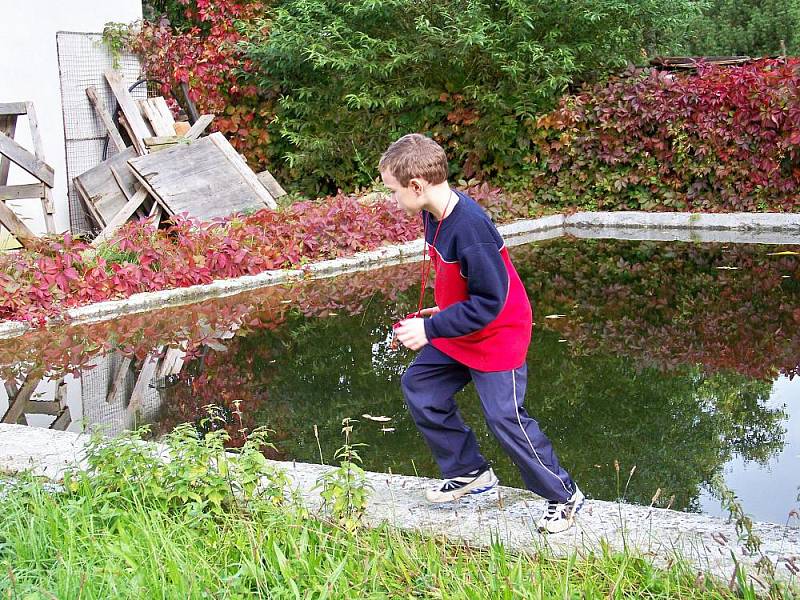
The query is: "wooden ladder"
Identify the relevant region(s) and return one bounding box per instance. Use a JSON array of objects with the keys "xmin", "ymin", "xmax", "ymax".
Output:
[{"xmin": 0, "ymin": 102, "xmax": 56, "ymax": 247}]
